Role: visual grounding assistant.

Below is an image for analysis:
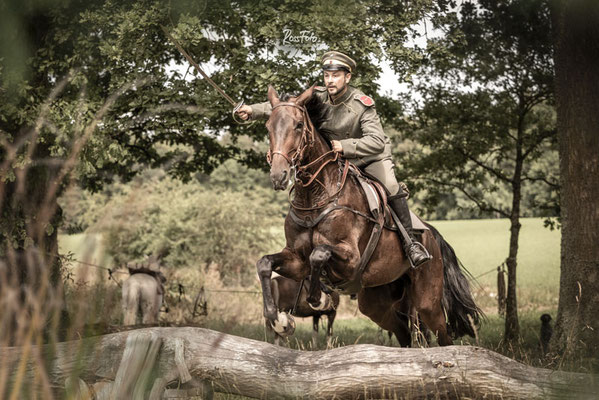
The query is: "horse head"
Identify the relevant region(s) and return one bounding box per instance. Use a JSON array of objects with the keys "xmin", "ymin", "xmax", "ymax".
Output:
[{"xmin": 265, "ymin": 85, "xmax": 315, "ymax": 190}]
